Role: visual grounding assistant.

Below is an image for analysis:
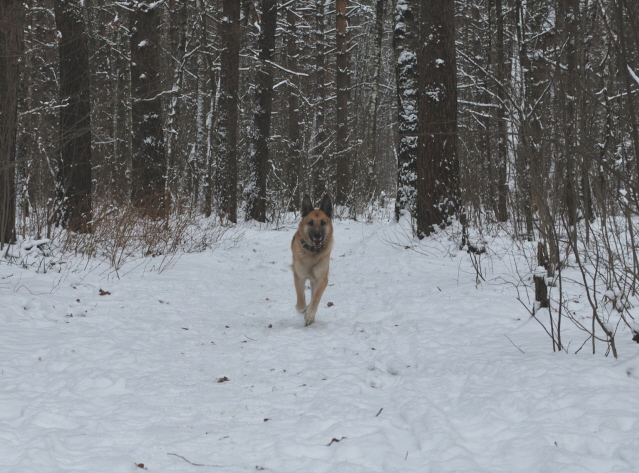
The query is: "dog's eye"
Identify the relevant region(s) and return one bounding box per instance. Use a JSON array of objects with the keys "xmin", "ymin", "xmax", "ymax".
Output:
[
  {"xmin": 320, "ymin": 220, "xmax": 326, "ymax": 226},
  {"xmin": 308, "ymin": 220, "xmax": 314, "ymax": 226}
]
